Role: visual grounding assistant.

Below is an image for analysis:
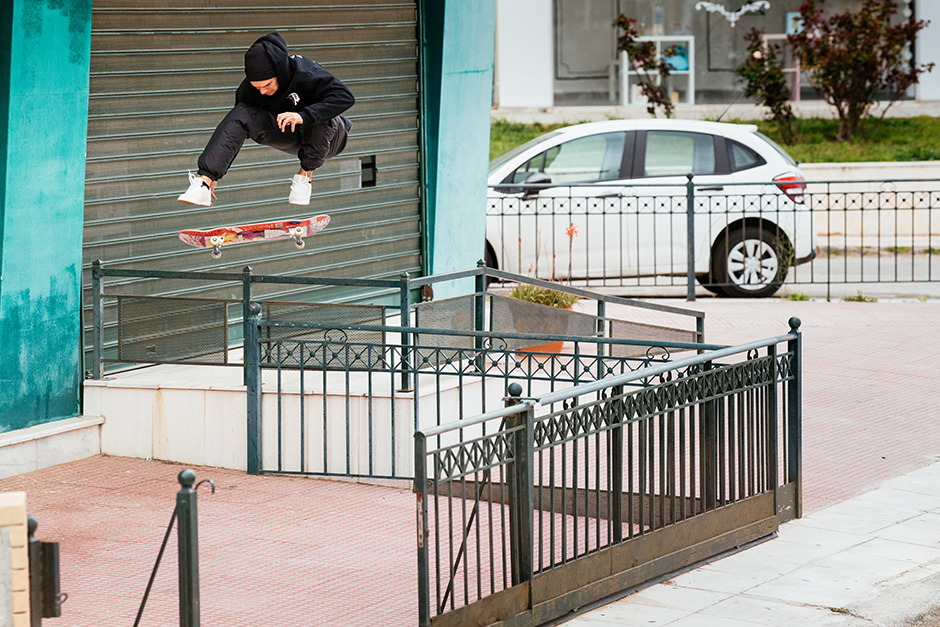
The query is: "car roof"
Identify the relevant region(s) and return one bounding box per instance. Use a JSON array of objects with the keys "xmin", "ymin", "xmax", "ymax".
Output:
[
  {"xmin": 487, "ymin": 118, "xmax": 798, "ymax": 181},
  {"xmin": 548, "ymin": 119, "xmax": 759, "ymax": 138}
]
